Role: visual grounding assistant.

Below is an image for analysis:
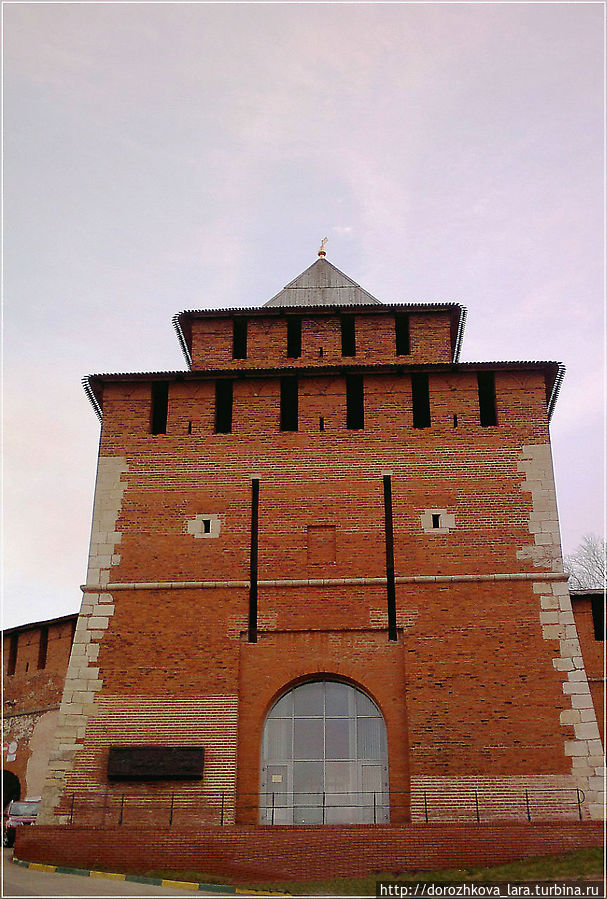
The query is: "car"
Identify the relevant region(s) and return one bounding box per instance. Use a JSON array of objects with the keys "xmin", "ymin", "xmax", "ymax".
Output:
[{"xmin": 2, "ymin": 799, "xmax": 41, "ymax": 848}]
